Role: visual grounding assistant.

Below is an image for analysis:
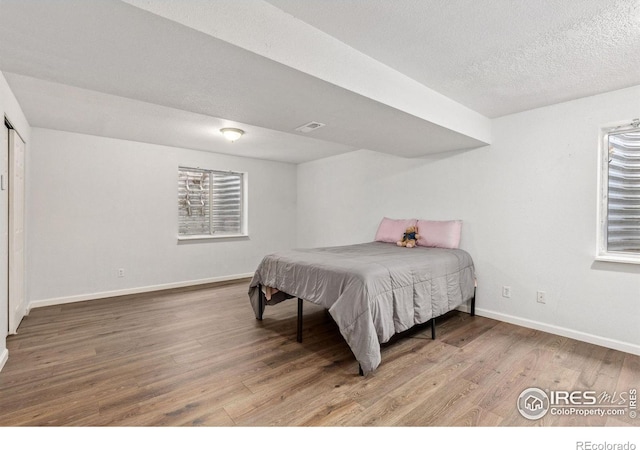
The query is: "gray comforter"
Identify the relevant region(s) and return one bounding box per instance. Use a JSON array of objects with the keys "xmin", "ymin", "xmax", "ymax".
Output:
[{"xmin": 248, "ymin": 241, "xmax": 475, "ymax": 374}]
